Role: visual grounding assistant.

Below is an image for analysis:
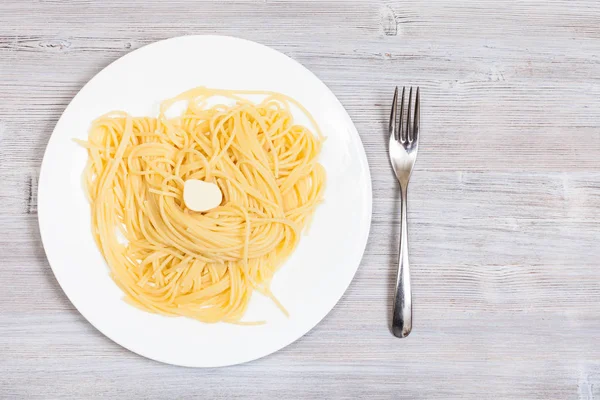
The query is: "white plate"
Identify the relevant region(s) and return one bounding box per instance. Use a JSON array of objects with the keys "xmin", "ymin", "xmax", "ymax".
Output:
[{"xmin": 38, "ymin": 35, "xmax": 372, "ymax": 367}]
